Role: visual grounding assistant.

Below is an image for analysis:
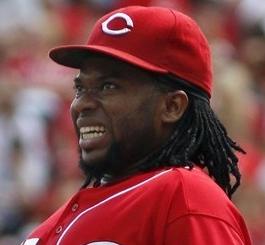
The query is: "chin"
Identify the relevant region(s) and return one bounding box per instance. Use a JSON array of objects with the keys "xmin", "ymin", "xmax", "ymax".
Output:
[
  {"xmin": 81, "ymin": 148, "xmax": 108, "ymax": 165},
  {"xmin": 79, "ymin": 143, "xmax": 122, "ymax": 178},
  {"xmin": 79, "ymin": 156, "xmax": 105, "ymax": 179},
  {"xmin": 78, "ymin": 149, "xmax": 110, "ymax": 177}
]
